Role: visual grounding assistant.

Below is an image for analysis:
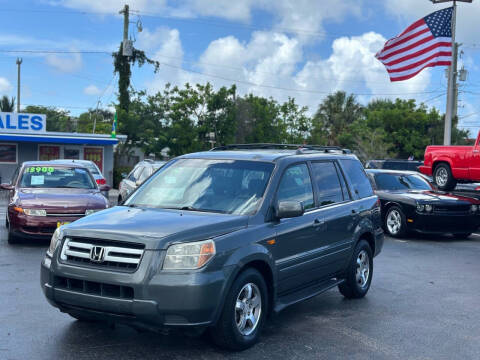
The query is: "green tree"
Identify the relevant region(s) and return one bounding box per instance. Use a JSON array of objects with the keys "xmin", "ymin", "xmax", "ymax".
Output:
[
  {"xmin": 77, "ymin": 109, "xmax": 113, "ymax": 134},
  {"xmin": 0, "ymin": 96, "xmax": 15, "ymax": 112},
  {"xmin": 23, "ymin": 105, "xmax": 73, "ymax": 132},
  {"xmin": 281, "ymin": 97, "xmax": 310, "ymax": 144},
  {"xmin": 310, "ymin": 91, "xmax": 363, "ymax": 146}
]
